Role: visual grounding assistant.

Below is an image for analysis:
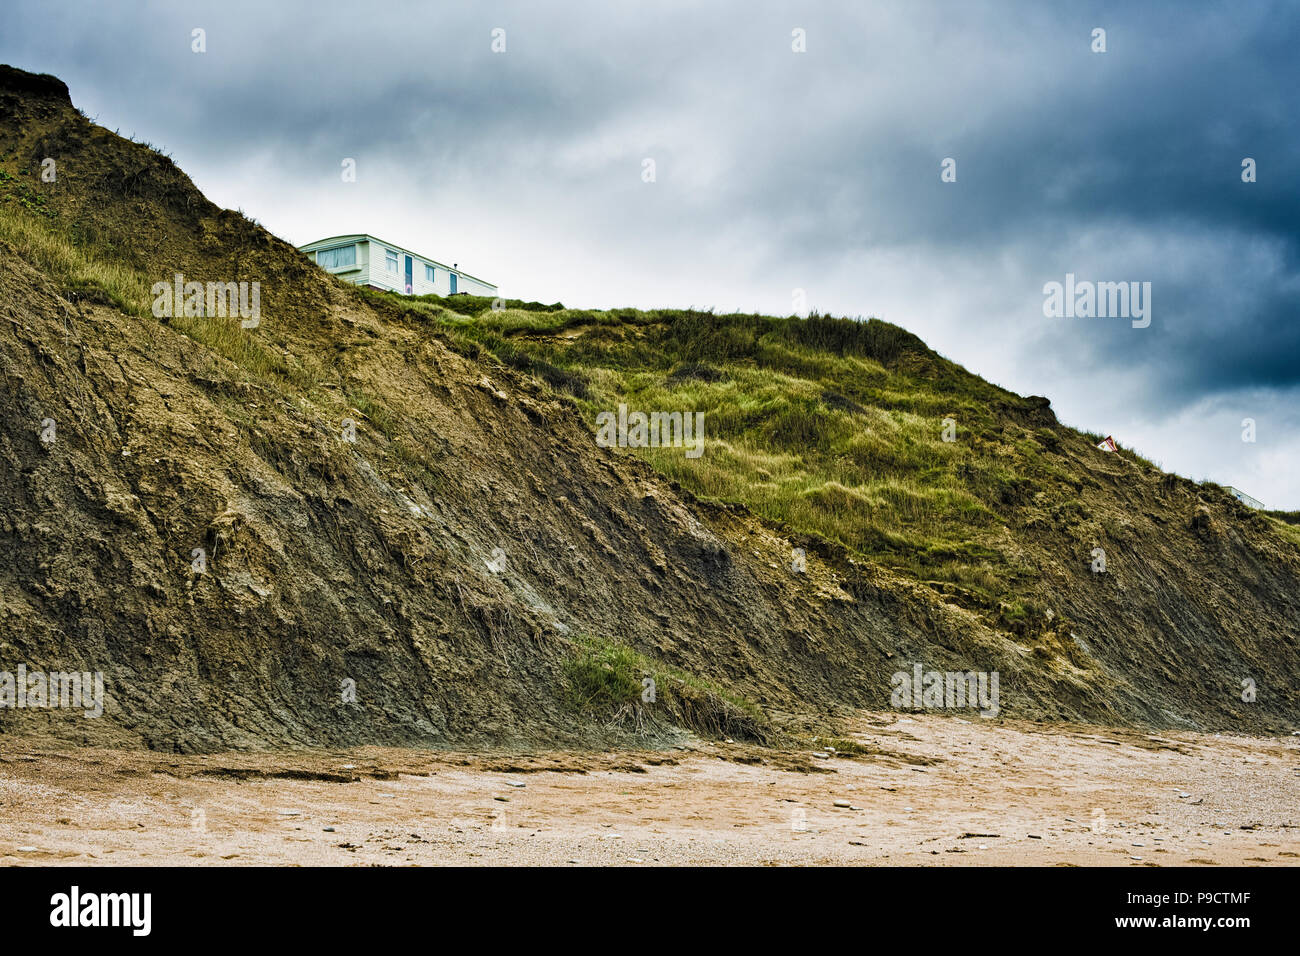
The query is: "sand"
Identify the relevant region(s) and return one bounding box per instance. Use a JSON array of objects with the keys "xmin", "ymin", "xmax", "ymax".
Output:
[{"xmin": 2, "ymin": 713, "xmax": 1296, "ymax": 866}]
